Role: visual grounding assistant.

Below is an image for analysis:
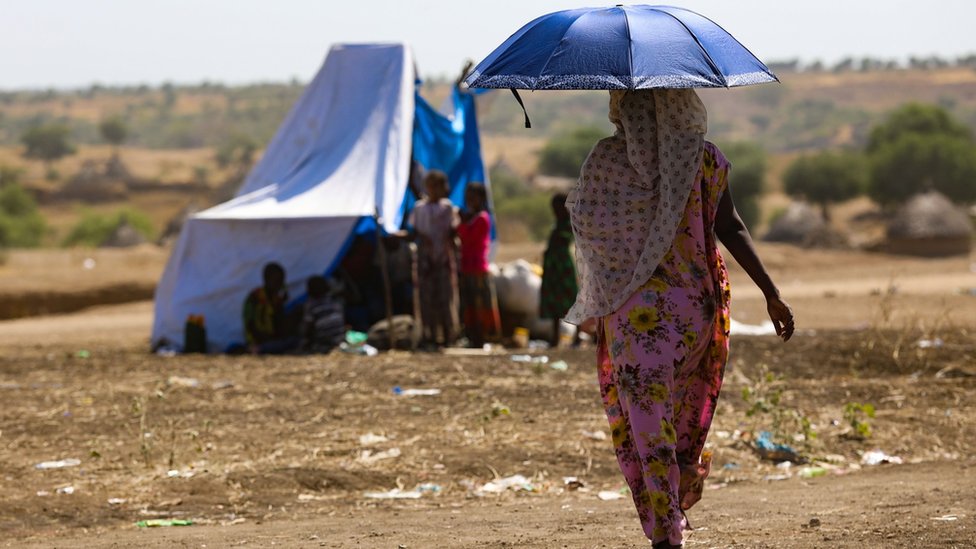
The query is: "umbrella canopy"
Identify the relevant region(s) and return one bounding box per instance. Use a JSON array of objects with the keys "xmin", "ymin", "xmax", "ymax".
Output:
[{"xmin": 465, "ymin": 5, "xmax": 777, "ymax": 91}]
